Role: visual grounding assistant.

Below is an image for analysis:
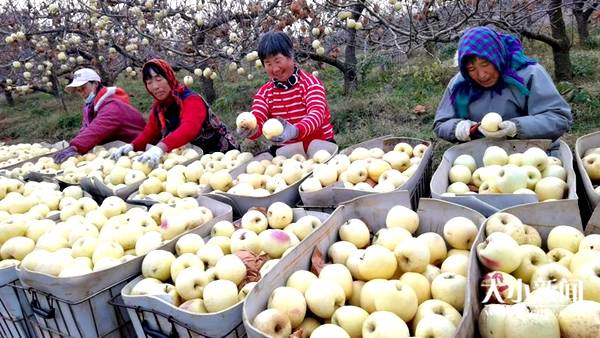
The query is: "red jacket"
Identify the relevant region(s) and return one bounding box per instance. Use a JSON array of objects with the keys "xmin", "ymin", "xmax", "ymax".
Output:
[
  {"xmin": 70, "ymin": 87, "xmax": 146, "ymax": 154},
  {"xmin": 250, "ymin": 68, "xmax": 335, "ymax": 150}
]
